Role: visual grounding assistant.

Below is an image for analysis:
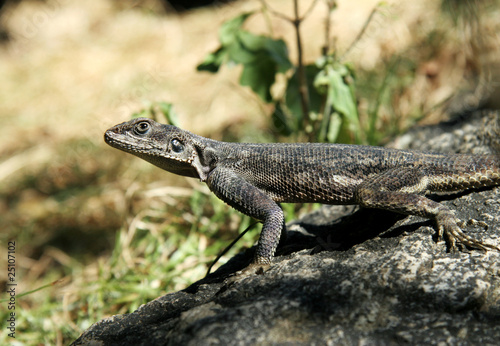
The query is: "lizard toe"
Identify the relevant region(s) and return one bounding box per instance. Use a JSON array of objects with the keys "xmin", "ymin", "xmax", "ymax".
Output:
[{"xmin": 436, "ymin": 213, "xmax": 499, "ymax": 252}]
